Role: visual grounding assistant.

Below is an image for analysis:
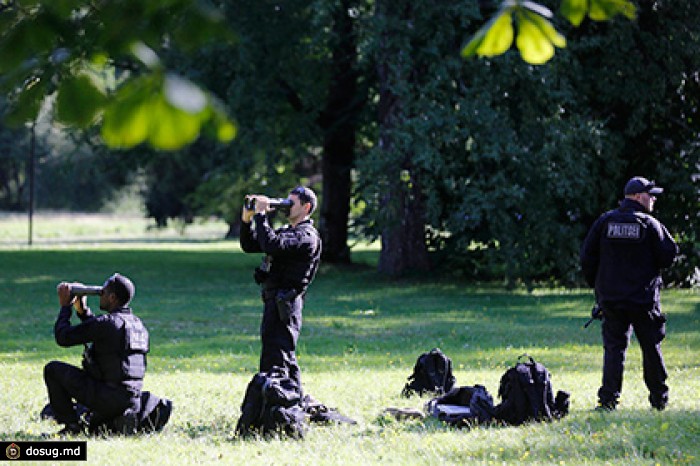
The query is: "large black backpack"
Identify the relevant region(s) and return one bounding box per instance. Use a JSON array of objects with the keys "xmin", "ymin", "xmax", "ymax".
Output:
[
  {"xmin": 235, "ymin": 367, "xmax": 307, "ymax": 439},
  {"xmin": 426, "ymin": 384, "xmax": 495, "ymax": 426},
  {"xmin": 493, "ymin": 355, "xmax": 569, "ymax": 426},
  {"xmin": 402, "ymin": 348, "xmax": 456, "ymax": 397}
]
